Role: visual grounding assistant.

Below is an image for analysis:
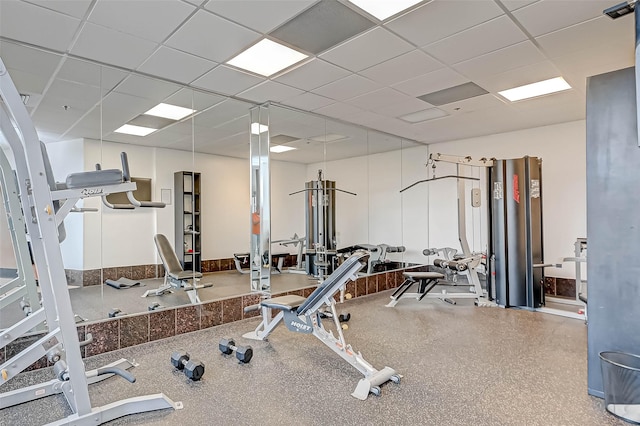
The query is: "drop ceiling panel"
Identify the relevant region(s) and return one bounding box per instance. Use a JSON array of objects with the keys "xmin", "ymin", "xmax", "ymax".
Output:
[
  {"xmin": 392, "ymin": 67, "xmax": 468, "ymax": 97},
  {"xmin": 346, "ymin": 88, "xmax": 413, "ymax": 111},
  {"xmin": 192, "ymin": 65, "xmax": 264, "ymax": 95},
  {"xmin": 438, "ymin": 93, "xmax": 505, "ymax": 114},
  {"xmin": 536, "ymin": 15, "xmax": 633, "ymax": 60},
  {"xmin": 138, "ymin": 46, "xmax": 216, "ymax": 84},
  {"xmin": 56, "ymin": 58, "xmax": 128, "ymax": 91},
  {"xmin": 471, "ymin": 60, "xmax": 561, "ymax": 93},
  {"xmin": 280, "ymin": 92, "xmax": 334, "ymax": 111},
  {"xmin": 554, "ymin": 49, "xmax": 633, "ymax": 95},
  {"xmin": 501, "ymin": 0, "xmax": 539, "ymax": 11},
  {"xmin": 165, "ymin": 10, "xmax": 260, "ymax": 62},
  {"xmin": 114, "ymin": 75, "xmax": 182, "ymax": 102},
  {"xmin": 312, "ymin": 74, "xmax": 381, "ymax": 101},
  {"xmin": 274, "ymin": 59, "xmax": 350, "ymax": 91},
  {"xmin": 269, "ymin": 0, "xmax": 375, "ymax": 55},
  {"xmin": 238, "ymin": 81, "xmax": 304, "ymax": 103},
  {"xmin": 164, "ymin": 89, "xmax": 227, "ymax": 112},
  {"xmin": 371, "ymin": 97, "xmax": 433, "ymax": 117},
  {"xmin": 452, "ymin": 41, "xmax": 546, "ymax": 80},
  {"xmin": 510, "ymin": 91, "xmax": 586, "ymax": 124},
  {"xmin": 359, "ymin": 50, "xmax": 443, "ymax": 86},
  {"xmin": 100, "ymin": 92, "xmax": 158, "ymax": 131},
  {"xmin": 71, "ymin": 22, "xmax": 158, "ymax": 69},
  {"xmin": 314, "ymin": 102, "xmax": 364, "ymax": 119},
  {"xmin": 0, "ymin": 1, "xmax": 81, "ymax": 51},
  {"xmin": 42, "ymin": 79, "xmax": 101, "ymax": 112},
  {"xmin": 24, "ymin": 0, "xmax": 92, "ymax": 18},
  {"xmin": 319, "ymin": 27, "xmax": 414, "ymax": 72},
  {"xmin": 192, "ymin": 100, "xmax": 251, "ymax": 129},
  {"xmin": 513, "ymin": 0, "xmax": 613, "ymax": 37},
  {"xmin": 204, "ymin": 0, "xmax": 317, "ymax": 33},
  {"xmin": 386, "ymin": 0, "xmax": 503, "ymax": 47},
  {"xmin": 0, "ymin": 42, "xmax": 63, "ymax": 94},
  {"xmin": 88, "ymin": 0, "xmax": 195, "ymax": 42},
  {"xmin": 423, "ymin": 15, "xmax": 527, "ymax": 65}
]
